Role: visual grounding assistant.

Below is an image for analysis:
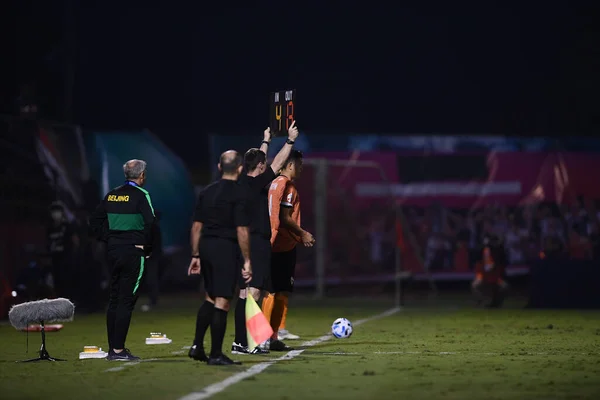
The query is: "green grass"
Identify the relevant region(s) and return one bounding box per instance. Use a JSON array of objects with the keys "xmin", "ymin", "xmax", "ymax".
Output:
[{"xmin": 1, "ymin": 294, "xmax": 600, "ymax": 400}]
